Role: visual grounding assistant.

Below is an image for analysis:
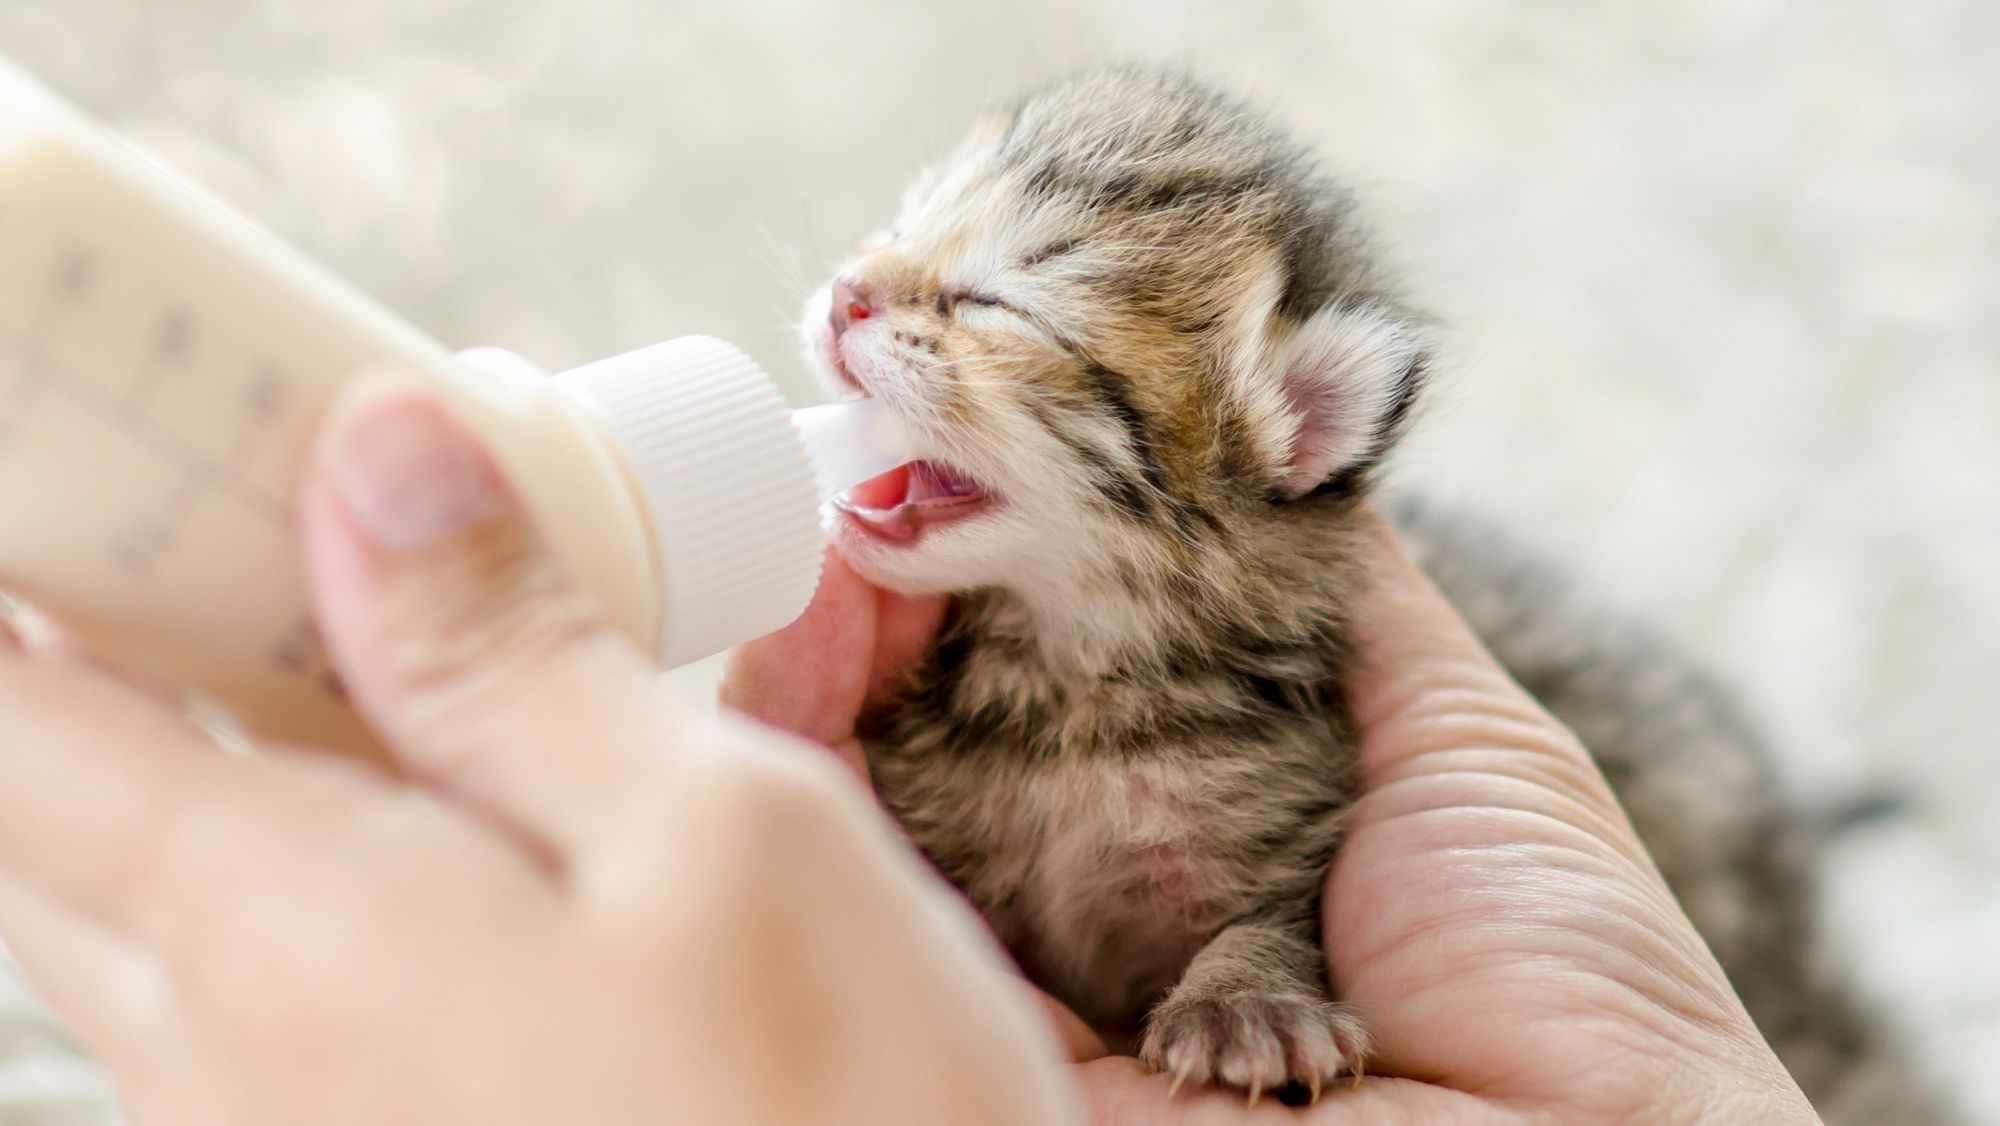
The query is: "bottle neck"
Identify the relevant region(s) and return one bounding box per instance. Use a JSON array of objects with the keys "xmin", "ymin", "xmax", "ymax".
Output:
[{"xmin": 549, "ymin": 337, "xmax": 827, "ymax": 668}]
